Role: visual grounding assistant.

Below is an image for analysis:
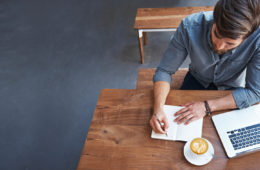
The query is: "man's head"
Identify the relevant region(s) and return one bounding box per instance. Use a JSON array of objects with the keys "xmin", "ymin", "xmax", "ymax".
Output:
[{"xmin": 212, "ymin": 0, "xmax": 260, "ymax": 55}]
